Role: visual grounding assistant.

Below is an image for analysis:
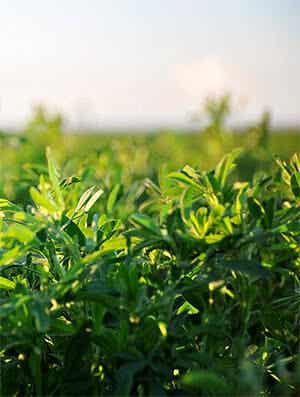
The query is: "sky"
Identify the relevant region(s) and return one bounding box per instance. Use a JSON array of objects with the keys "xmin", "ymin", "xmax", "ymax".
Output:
[{"xmin": 1, "ymin": 0, "xmax": 300, "ymax": 129}]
